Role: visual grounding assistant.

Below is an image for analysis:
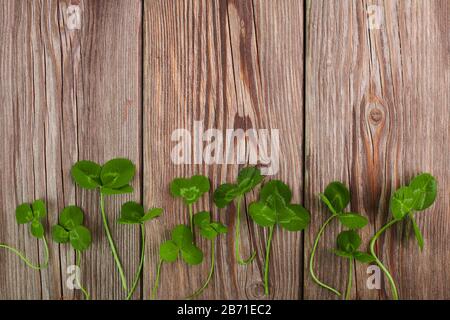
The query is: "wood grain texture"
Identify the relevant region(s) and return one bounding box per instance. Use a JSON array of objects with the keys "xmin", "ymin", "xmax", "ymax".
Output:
[
  {"xmin": 304, "ymin": 0, "xmax": 449, "ymax": 300},
  {"xmin": 0, "ymin": 0, "xmax": 142, "ymax": 299},
  {"xmin": 143, "ymin": 0, "xmax": 304, "ymax": 299}
]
